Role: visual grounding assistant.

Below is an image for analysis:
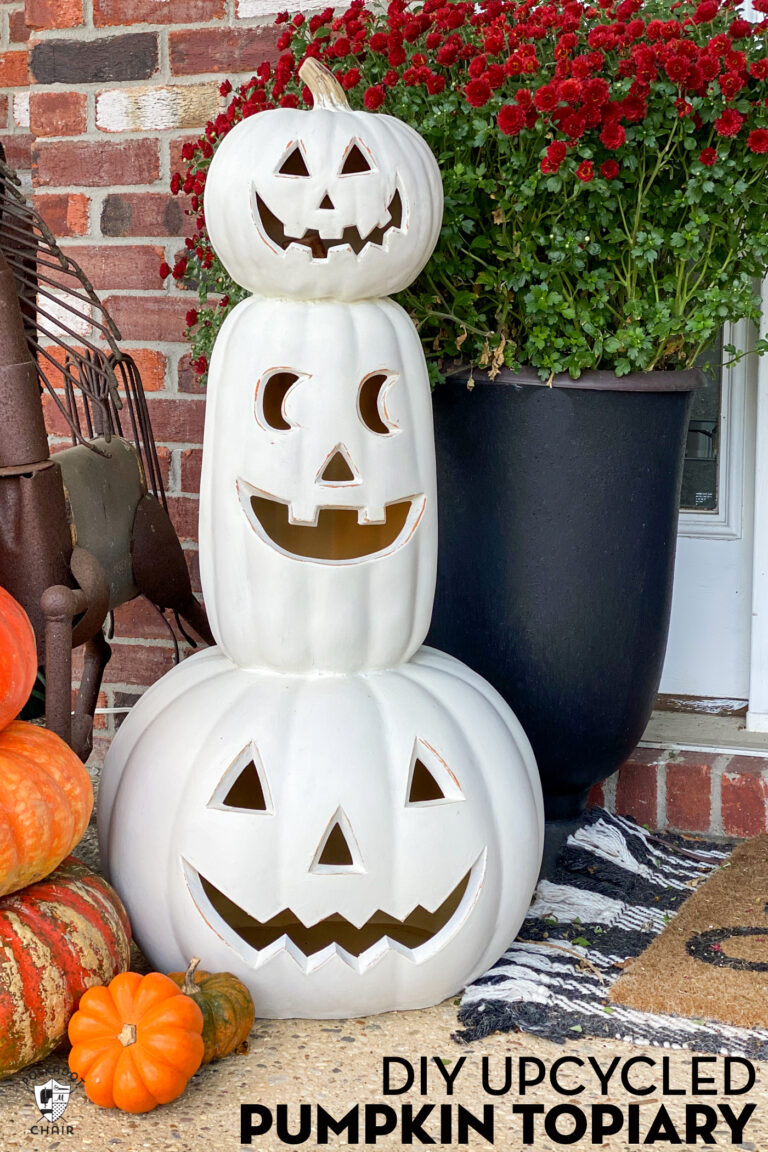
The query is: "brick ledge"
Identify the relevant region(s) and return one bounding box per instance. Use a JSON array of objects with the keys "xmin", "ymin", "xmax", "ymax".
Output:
[{"xmin": 588, "ymin": 748, "xmax": 768, "ymax": 838}]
